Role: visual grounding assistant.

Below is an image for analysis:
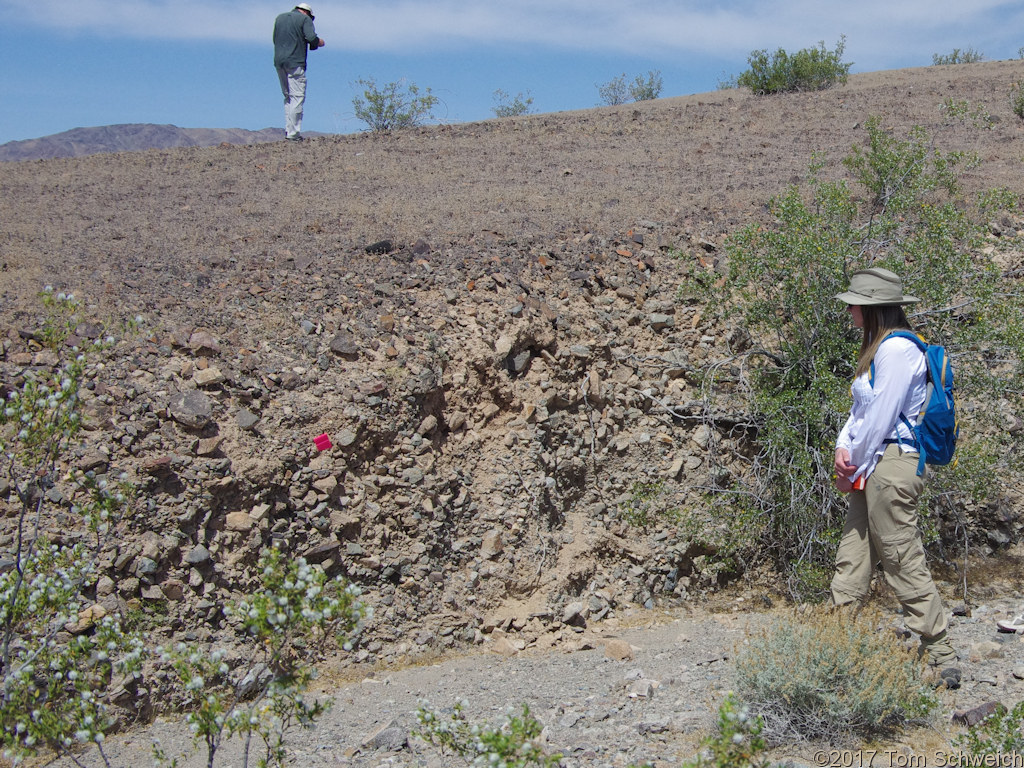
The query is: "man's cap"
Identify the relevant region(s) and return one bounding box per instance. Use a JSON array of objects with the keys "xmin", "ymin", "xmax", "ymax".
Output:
[
  {"xmin": 834, "ymin": 267, "xmax": 920, "ymax": 306},
  {"xmin": 295, "ymin": 3, "xmax": 314, "ymax": 19}
]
